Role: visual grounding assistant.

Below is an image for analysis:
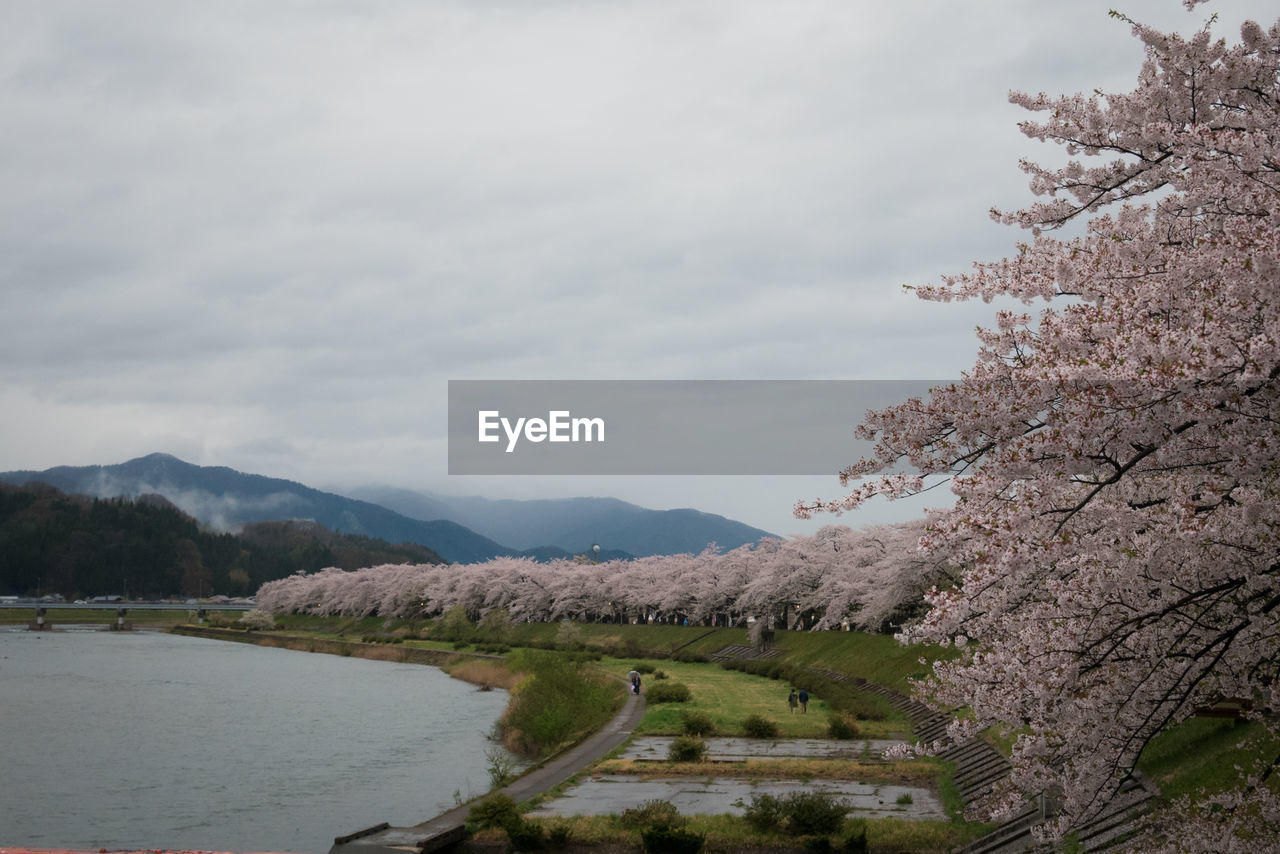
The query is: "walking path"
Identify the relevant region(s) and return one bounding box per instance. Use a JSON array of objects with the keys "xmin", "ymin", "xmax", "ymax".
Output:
[{"xmin": 329, "ymin": 688, "xmax": 647, "ymax": 854}]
